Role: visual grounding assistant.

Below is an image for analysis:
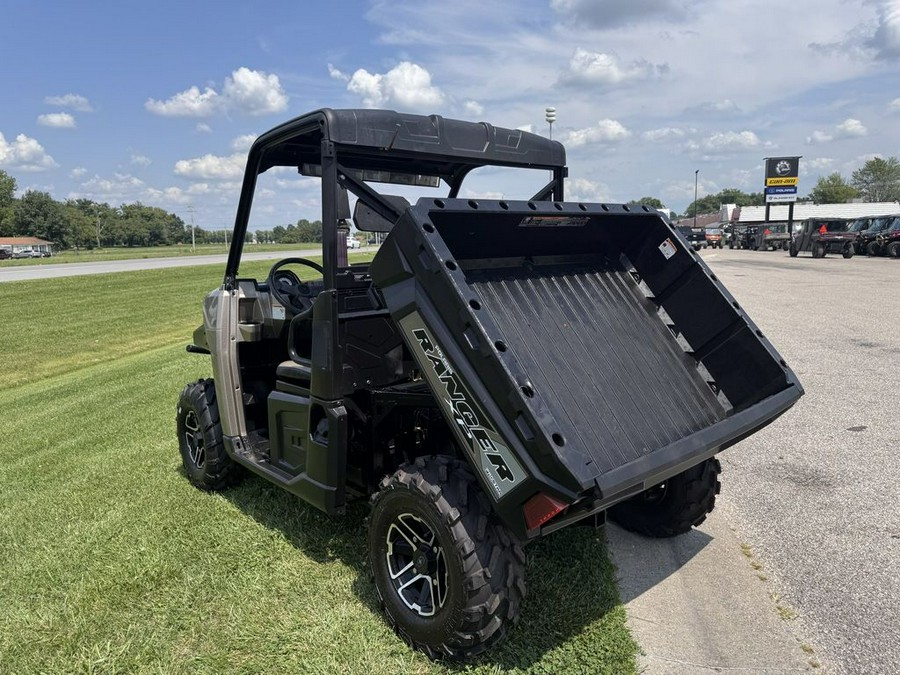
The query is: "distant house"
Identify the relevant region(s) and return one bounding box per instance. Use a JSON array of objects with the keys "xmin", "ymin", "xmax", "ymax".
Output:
[
  {"xmin": 0, "ymin": 237, "xmax": 54, "ymax": 255},
  {"xmin": 673, "ymin": 213, "xmax": 721, "ymax": 229}
]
